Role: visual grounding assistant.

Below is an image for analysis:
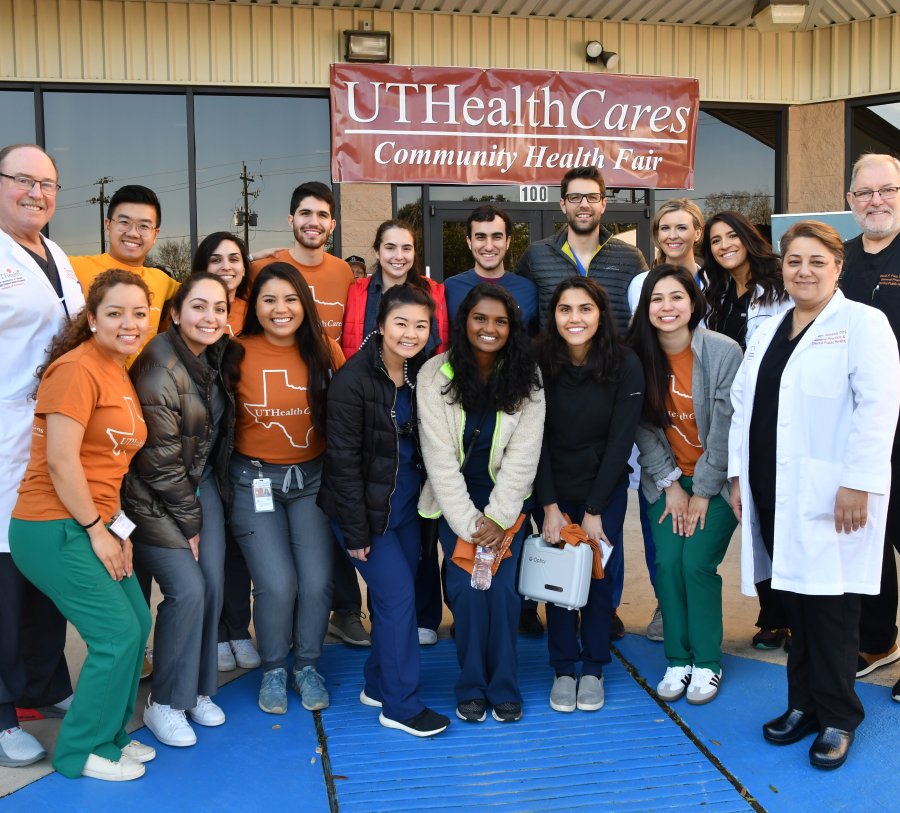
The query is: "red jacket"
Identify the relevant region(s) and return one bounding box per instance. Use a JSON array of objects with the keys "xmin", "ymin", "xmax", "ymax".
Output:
[{"xmin": 341, "ymin": 275, "xmax": 449, "ymax": 358}]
